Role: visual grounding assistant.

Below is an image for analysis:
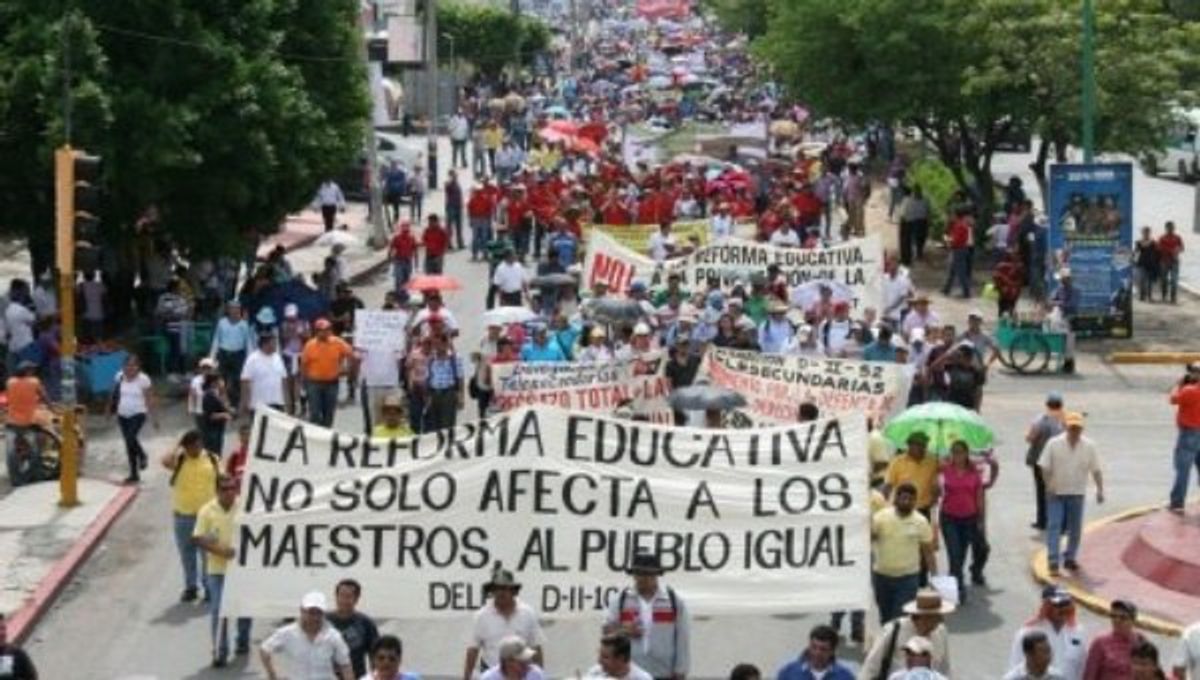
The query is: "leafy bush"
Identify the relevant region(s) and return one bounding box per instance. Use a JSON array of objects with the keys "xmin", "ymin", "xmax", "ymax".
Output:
[{"xmin": 906, "ymin": 157, "xmax": 958, "ymax": 241}]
